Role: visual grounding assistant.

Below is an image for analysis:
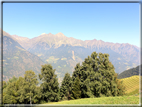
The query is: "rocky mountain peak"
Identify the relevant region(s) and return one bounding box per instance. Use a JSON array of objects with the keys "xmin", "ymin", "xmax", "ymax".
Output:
[{"xmin": 55, "ymin": 32, "xmax": 65, "ymax": 37}]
